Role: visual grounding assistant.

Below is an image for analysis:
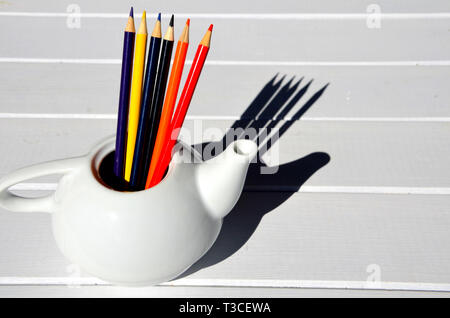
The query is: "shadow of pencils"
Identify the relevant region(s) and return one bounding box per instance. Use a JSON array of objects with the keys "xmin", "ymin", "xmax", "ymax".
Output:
[{"xmin": 177, "ymin": 74, "xmax": 331, "ymax": 278}]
